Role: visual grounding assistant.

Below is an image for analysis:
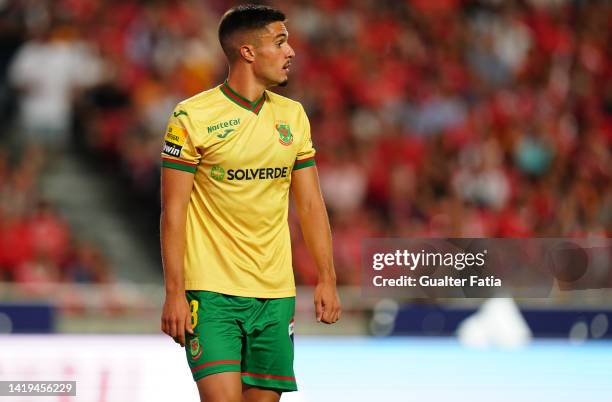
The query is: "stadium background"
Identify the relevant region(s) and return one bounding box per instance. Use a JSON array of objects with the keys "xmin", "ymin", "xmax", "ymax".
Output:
[{"xmin": 0, "ymin": 0, "xmax": 610, "ymax": 400}]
